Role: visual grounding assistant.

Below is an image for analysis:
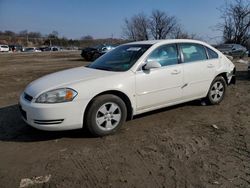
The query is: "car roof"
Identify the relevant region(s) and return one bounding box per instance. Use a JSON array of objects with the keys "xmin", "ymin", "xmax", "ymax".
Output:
[{"xmin": 126, "ymin": 39, "xmax": 209, "ymax": 46}]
